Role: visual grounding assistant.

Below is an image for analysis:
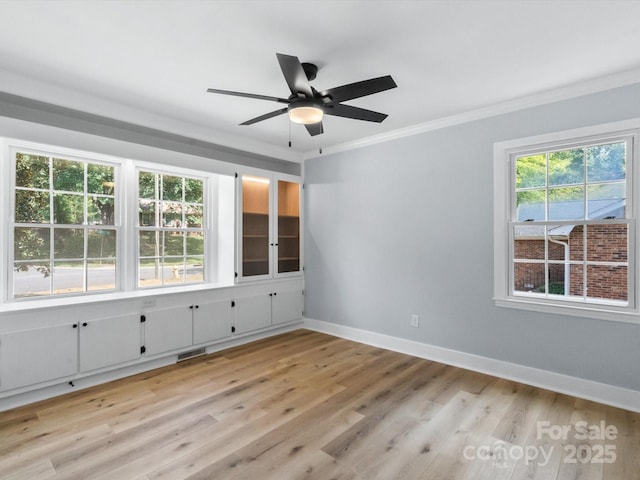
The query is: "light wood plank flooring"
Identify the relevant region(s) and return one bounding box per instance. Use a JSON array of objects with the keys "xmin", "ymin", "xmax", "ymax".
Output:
[{"xmin": 0, "ymin": 329, "xmax": 638, "ymax": 479}]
